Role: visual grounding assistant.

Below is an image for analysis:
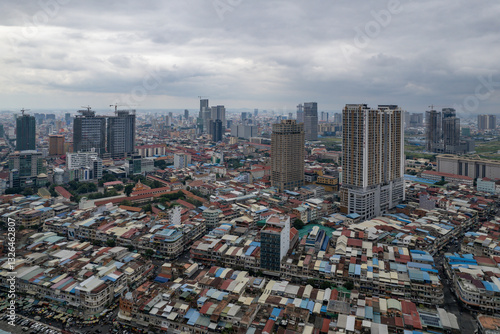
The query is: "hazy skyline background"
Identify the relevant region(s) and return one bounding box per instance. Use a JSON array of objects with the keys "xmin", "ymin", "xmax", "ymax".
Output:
[{"xmin": 1, "ymin": 0, "xmax": 499, "ymax": 115}]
